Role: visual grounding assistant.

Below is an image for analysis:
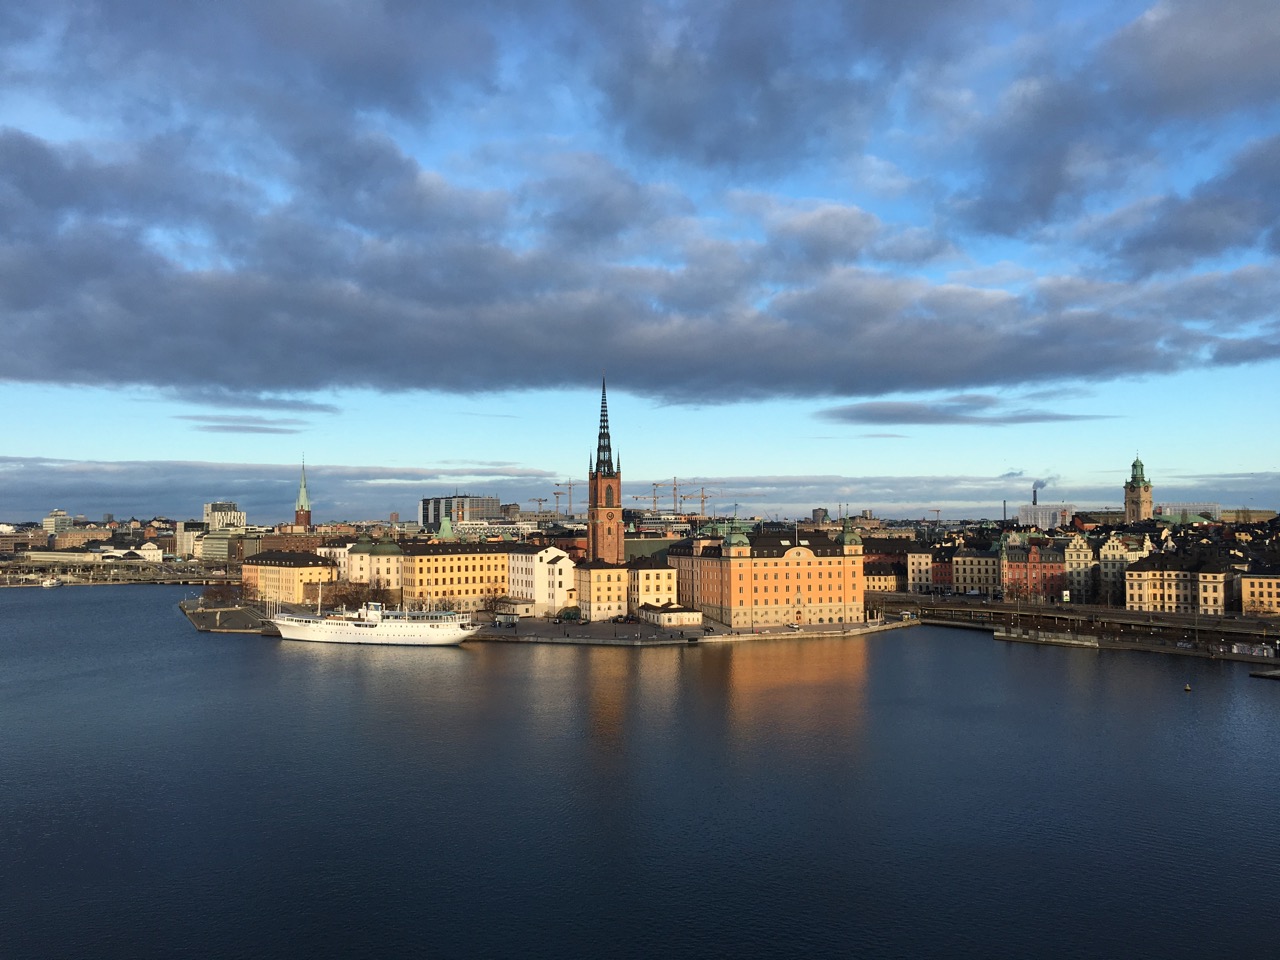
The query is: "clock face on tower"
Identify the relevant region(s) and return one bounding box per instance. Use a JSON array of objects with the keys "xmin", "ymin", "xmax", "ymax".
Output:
[{"xmin": 607, "ymin": 511, "xmax": 615, "ymax": 519}]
